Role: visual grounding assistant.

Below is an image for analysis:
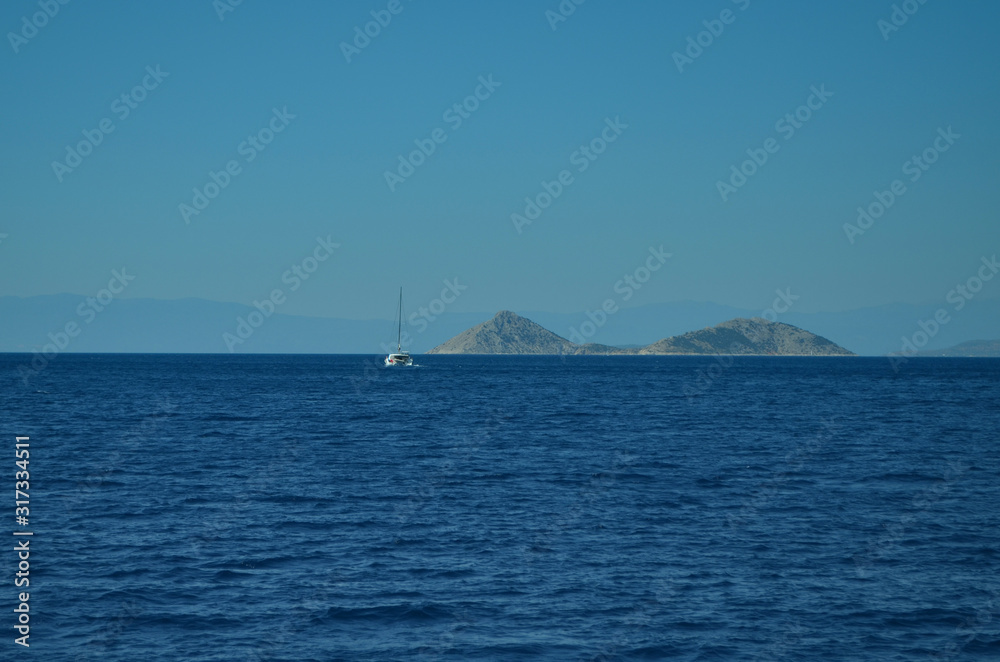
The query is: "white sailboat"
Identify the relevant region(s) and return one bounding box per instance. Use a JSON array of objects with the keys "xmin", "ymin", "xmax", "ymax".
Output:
[{"xmin": 384, "ymin": 287, "xmax": 413, "ymax": 367}]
